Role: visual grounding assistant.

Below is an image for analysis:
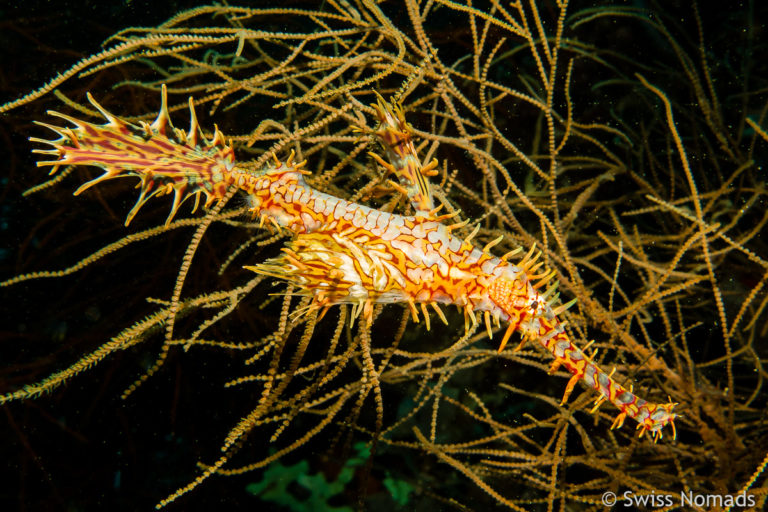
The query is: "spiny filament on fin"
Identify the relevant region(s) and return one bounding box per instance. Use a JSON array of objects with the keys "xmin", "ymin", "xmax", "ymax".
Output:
[
  {"xmin": 29, "ymin": 87, "xmax": 677, "ymax": 442},
  {"xmin": 32, "ymin": 84, "xmax": 236, "ymax": 226},
  {"xmin": 370, "ymin": 93, "xmax": 436, "ymax": 214}
]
